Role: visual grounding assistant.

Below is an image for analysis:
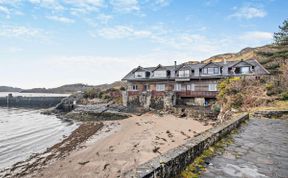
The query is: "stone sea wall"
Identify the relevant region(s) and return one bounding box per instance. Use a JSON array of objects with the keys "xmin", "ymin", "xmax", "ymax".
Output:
[
  {"xmin": 253, "ymin": 110, "xmax": 288, "ymax": 119},
  {"xmin": 124, "ymin": 113, "xmax": 249, "ymax": 178},
  {"xmin": 0, "ymin": 96, "xmax": 66, "ymax": 108}
]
